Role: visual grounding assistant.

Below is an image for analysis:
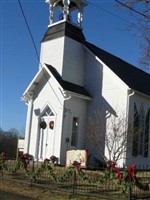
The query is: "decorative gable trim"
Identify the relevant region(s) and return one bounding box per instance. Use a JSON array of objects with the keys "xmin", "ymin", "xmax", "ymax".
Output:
[{"xmin": 22, "ymin": 64, "xmax": 91, "ymax": 103}]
